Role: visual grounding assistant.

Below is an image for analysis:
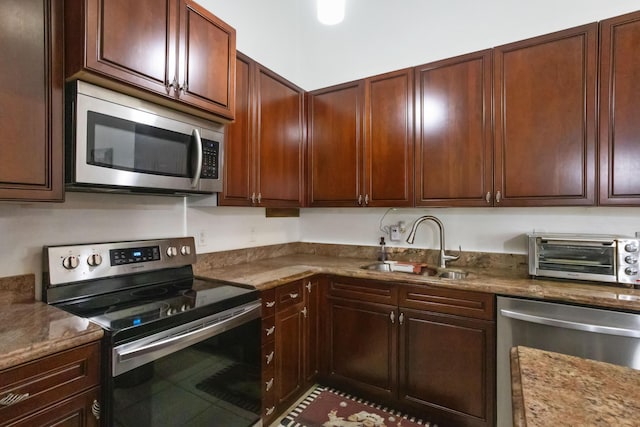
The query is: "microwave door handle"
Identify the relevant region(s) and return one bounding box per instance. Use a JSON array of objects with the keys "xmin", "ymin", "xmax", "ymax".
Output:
[{"xmin": 190, "ymin": 128, "xmax": 203, "ymax": 189}]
